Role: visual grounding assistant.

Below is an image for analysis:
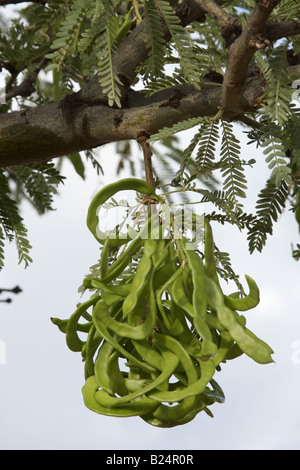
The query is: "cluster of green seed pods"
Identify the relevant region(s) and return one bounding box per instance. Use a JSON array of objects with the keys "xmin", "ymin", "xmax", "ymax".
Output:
[{"xmin": 52, "ymin": 178, "xmax": 274, "ymax": 428}]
